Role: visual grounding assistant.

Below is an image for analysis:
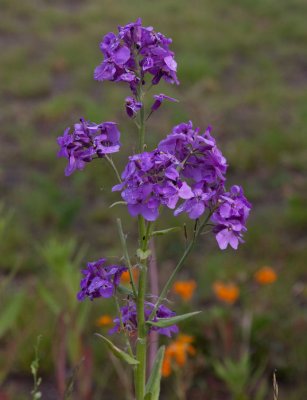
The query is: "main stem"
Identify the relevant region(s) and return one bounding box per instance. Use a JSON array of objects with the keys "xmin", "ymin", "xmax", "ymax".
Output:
[{"xmin": 135, "ymin": 88, "xmax": 149, "ymax": 400}]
